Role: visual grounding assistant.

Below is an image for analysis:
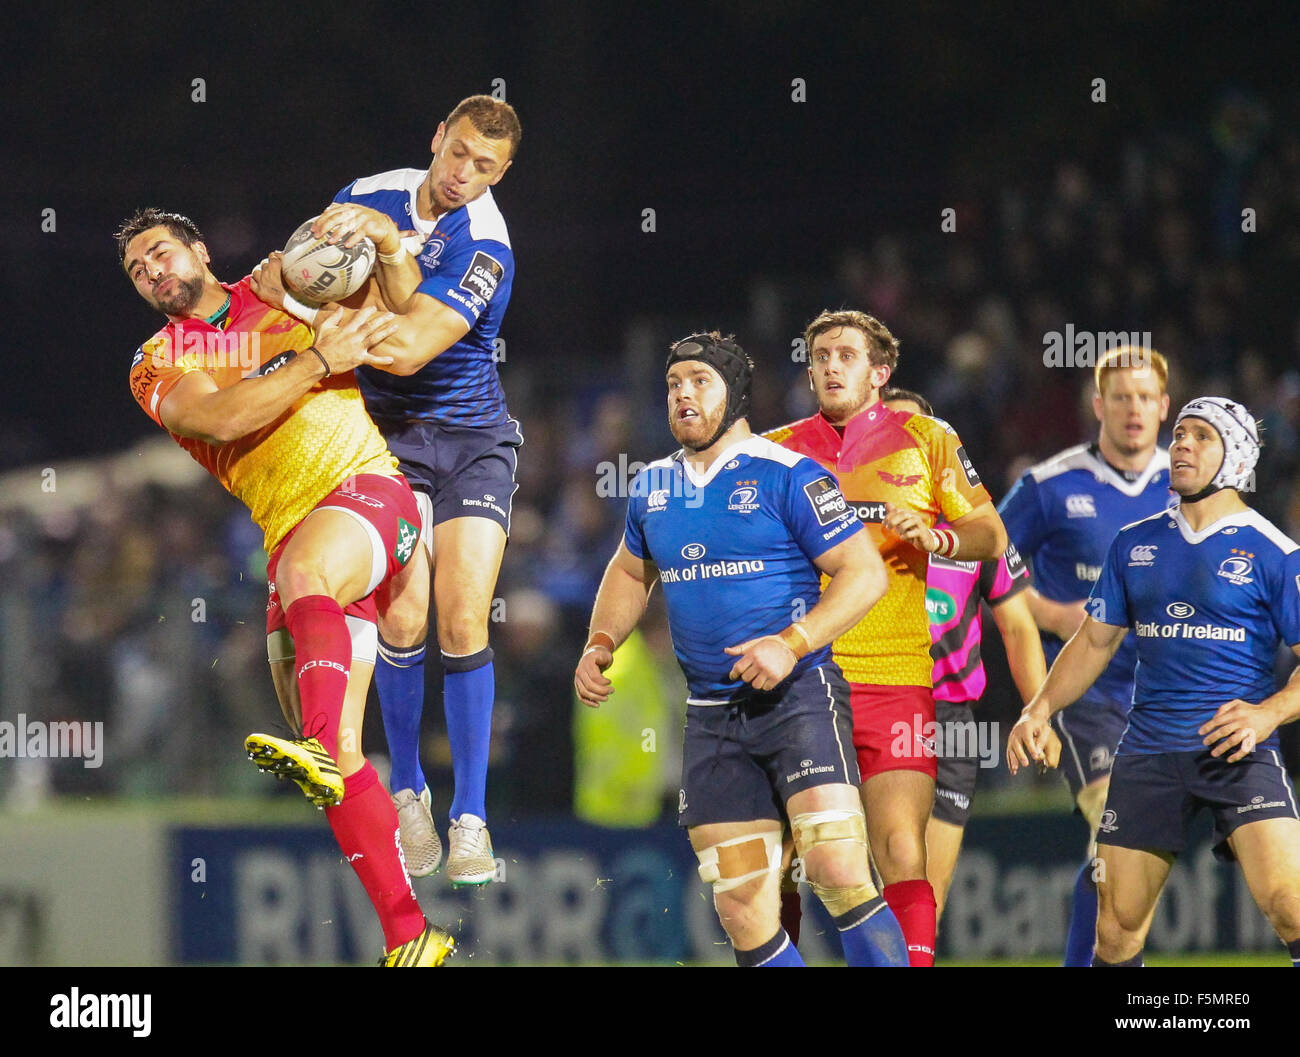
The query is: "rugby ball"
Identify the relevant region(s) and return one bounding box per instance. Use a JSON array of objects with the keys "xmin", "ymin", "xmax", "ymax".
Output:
[{"xmin": 281, "ymin": 217, "xmax": 376, "ymax": 303}]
